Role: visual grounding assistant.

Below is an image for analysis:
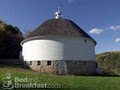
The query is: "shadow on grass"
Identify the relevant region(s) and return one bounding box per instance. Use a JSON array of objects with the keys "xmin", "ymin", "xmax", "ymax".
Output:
[
  {"xmin": 0, "ymin": 65, "xmax": 120, "ymax": 77},
  {"xmin": 0, "ymin": 64, "xmax": 31, "ymax": 70},
  {"xmin": 91, "ymin": 73, "xmax": 120, "ymax": 77}
]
